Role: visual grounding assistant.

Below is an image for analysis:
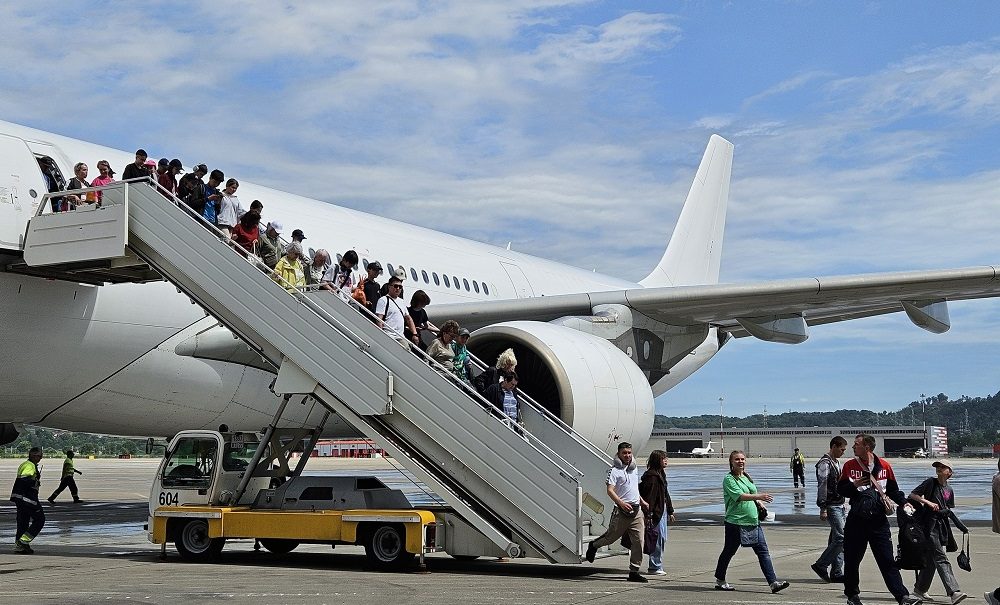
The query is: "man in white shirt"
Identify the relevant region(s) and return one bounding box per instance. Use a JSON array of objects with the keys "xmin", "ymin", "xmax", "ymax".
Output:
[
  {"xmin": 585, "ymin": 441, "xmax": 649, "ymax": 583},
  {"xmin": 375, "ymin": 275, "xmax": 416, "ymax": 347},
  {"xmin": 321, "ymin": 250, "xmax": 358, "ymax": 301}
]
